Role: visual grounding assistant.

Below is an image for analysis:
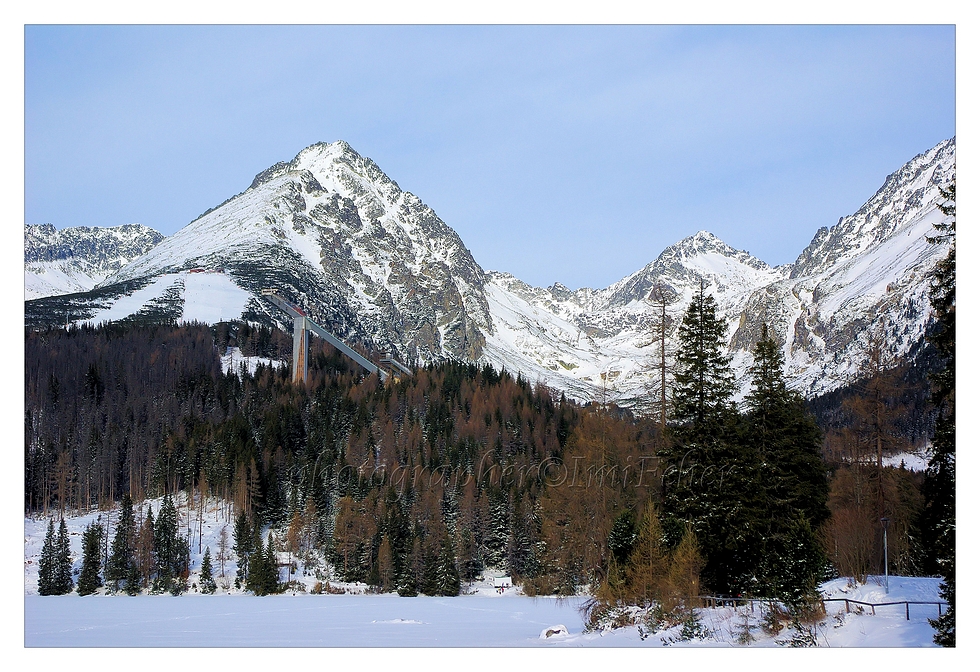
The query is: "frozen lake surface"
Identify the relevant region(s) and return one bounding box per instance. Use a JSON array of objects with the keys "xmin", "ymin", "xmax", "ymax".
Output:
[
  {"xmin": 24, "ymin": 576, "xmax": 944, "ymax": 648},
  {"xmin": 25, "ymin": 593, "xmax": 591, "ymax": 647}
]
